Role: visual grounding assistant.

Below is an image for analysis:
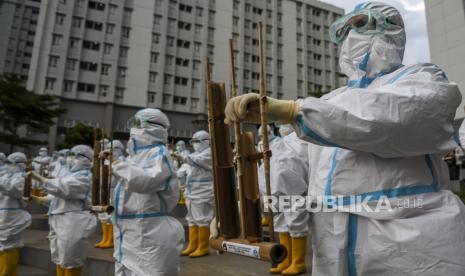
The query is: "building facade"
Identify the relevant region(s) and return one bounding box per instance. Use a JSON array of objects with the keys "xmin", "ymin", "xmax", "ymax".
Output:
[
  {"xmin": 425, "ymin": 0, "xmax": 465, "ymax": 119},
  {"xmin": 5, "ymin": 0, "xmax": 344, "ymax": 148},
  {"xmin": 0, "ymin": 0, "xmax": 41, "ymax": 81}
]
